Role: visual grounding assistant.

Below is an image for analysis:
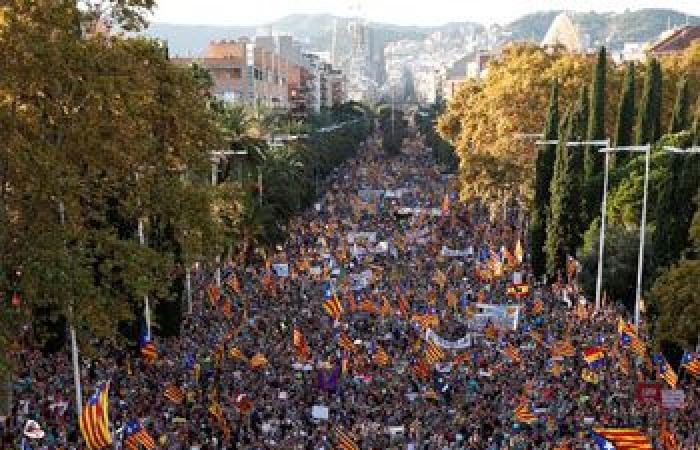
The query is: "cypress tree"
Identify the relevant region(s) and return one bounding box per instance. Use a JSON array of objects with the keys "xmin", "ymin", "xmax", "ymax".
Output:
[
  {"xmin": 585, "ymin": 47, "xmax": 606, "ymax": 180},
  {"xmin": 614, "ymin": 62, "xmax": 636, "ymax": 165},
  {"xmin": 546, "ymin": 106, "xmax": 584, "ymax": 277},
  {"xmin": 693, "ymin": 97, "xmax": 700, "ymax": 145},
  {"xmin": 636, "ymin": 58, "xmax": 663, "ymax": 145},
  {"xmin": 669, "ymin": 77, "xmax": 690, "ymax": 133},
  {"xmin": 531, "ymin": 80, "xmax": 559, "ymax": 278}
]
